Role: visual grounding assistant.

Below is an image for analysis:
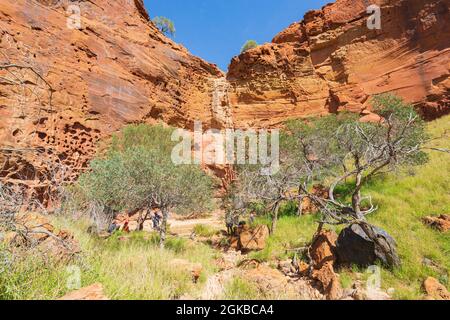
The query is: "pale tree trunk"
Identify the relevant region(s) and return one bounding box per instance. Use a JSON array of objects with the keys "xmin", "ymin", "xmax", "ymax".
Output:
[
  {"xmin": 352, "ymin": 171, "xmax": 363, "ymax": 218},
  {"xmin": 297, "ymin": 192, "xmax": 304, "ymax": 216},
  {"xmin": 297, "ymin": 186, "xmax": 304, "ymax": 217},
  {"xmin": 137, "ymin": 211, "xmax": 145, "ymax": 231},
  {"xmin": 159, "ymin": 207, "xmax": 168, "ymax": 248},
  {"xmin": 271, "ymin": 201, "xmax": 281, "ymax": 234}
]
